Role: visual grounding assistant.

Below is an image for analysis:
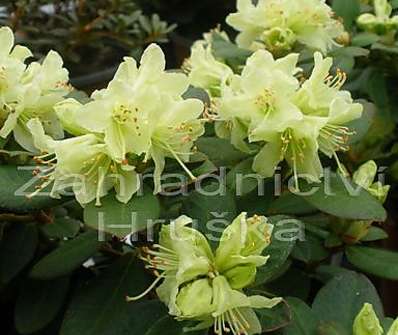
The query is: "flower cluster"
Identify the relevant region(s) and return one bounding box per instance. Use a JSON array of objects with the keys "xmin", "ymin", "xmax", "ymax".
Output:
[
  {"xmin": 226, "ymin": 0, "xmax": 345, "ymax": 55},
  {"xmin": 187, "ymin": 47, "xmax": 362, "ymax": 186},
  {"xmin": 29, "ymin": 44, "xmax": 204, "ymax": 206},
  {"xmin": 127, "ymin": 213, "xmax": 282, "ymax": 335},
  {"xmin": 0, "ymin": 26, "xmax": 70, "ymax": 152},
  {"xmin": 357, "ymin": 0, "xmax": 398, "ymax": 37},
  {"xmin": 353, "ymin": 303, "xmax": 398, "ymax": 335}
]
